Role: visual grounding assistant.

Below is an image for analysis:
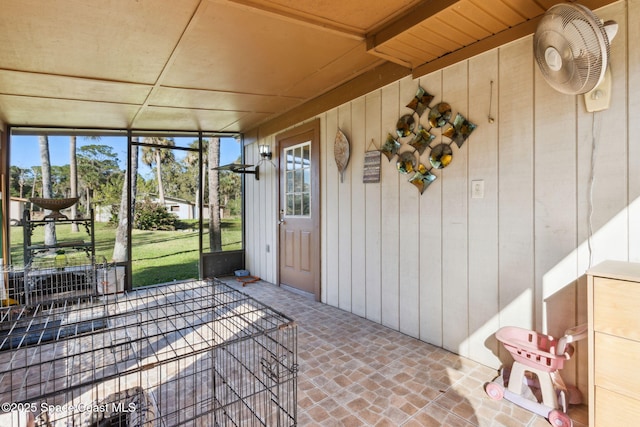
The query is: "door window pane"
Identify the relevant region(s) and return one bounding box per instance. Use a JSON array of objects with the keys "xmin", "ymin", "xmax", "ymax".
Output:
[
  {"xmin": 287, "ymin": 194, "xmax": 294, "ymax": 215},
  {"xmin": 283, "ymin": 141, "xmax": 311, "ymax": 218},
  {"xmin": 294, "ymin": 169, "xmax": 303, "ymax": 192}
]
